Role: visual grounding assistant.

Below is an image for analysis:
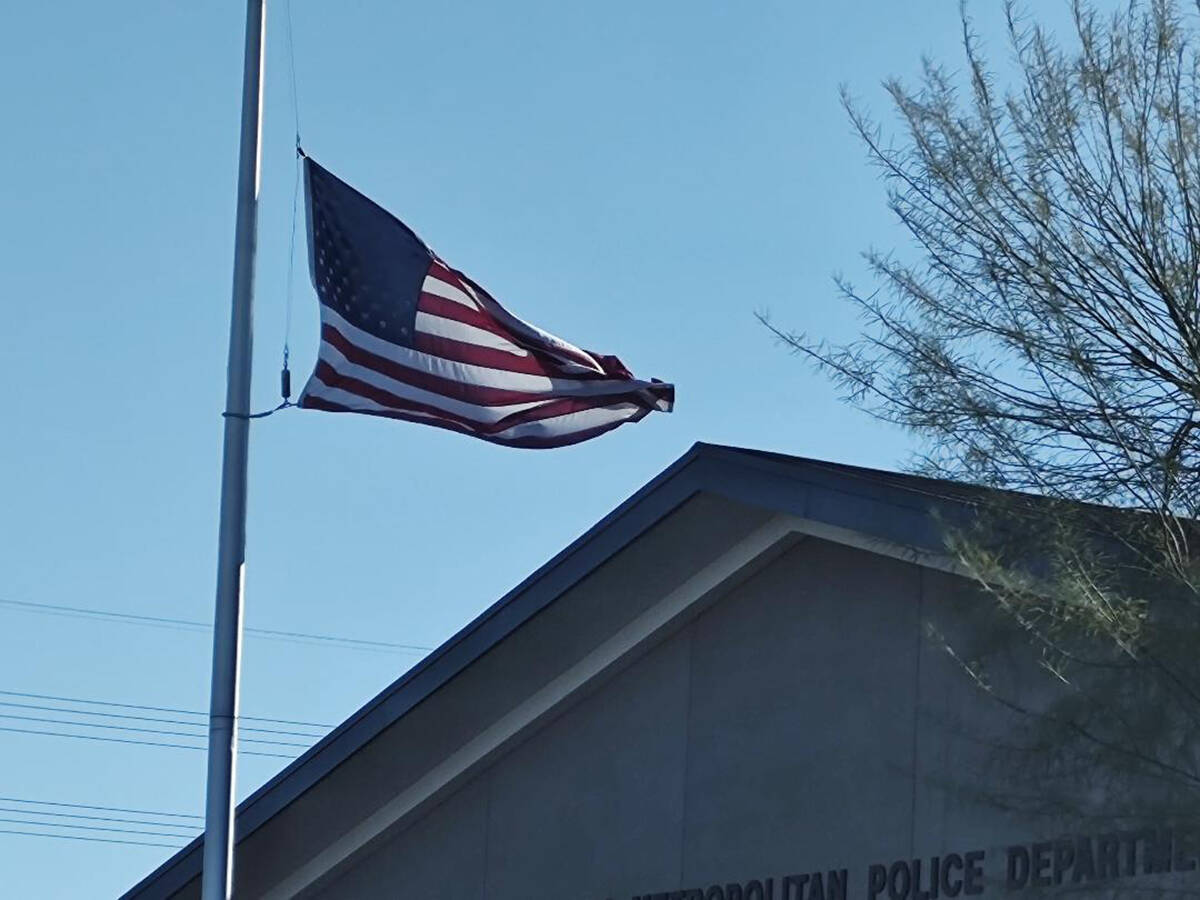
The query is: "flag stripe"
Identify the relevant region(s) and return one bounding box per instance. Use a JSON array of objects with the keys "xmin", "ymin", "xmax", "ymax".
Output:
[
  {"xmin": 314, "ymin": 340, "xmax": 663, "ymax": 426},
  {"xmin": 322, "ymin": 324, "xmax": 551, "ymax": 404},
  {"xmin": 427, "ymin": 259, "xmax": 470, "ymax": 292},
  {"xmin": 416, "ymin": 292, "xmax": 523, "ymax": 342},
  {"xmin": 411, "ymin": 333, "xmax": 582, "ymax": 378},
  {"xmin": 413, "ymin": 311, "xmax": 529, "ymax": 358},
  {"xmin": 321, "ymin": 309, "xmax": 665, "ymax": 400},
  {"xmin": 459, "ymin": 273, "xmax": 606, "ymax": 373},
  {"xmin": 315, "ymin": 345, "xmax": 546, "ymax": 421},
  {"xmin": 416, "ymin": 295, "xmax": 613, "ymax": 381},
  {"xmin": 430, "ymin": 265, "xmax": 605, "ymax": 375},
  {"xmin": 421, "ymin": 274, "xmax": 480, "ymax": 310},
  {"xmin": 302, "ymin": 385, "xmax": 646, "ymax": 448},
  {"xmin": 310, "ymin": 361, "xmax": 645, "ymax": 435}
]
